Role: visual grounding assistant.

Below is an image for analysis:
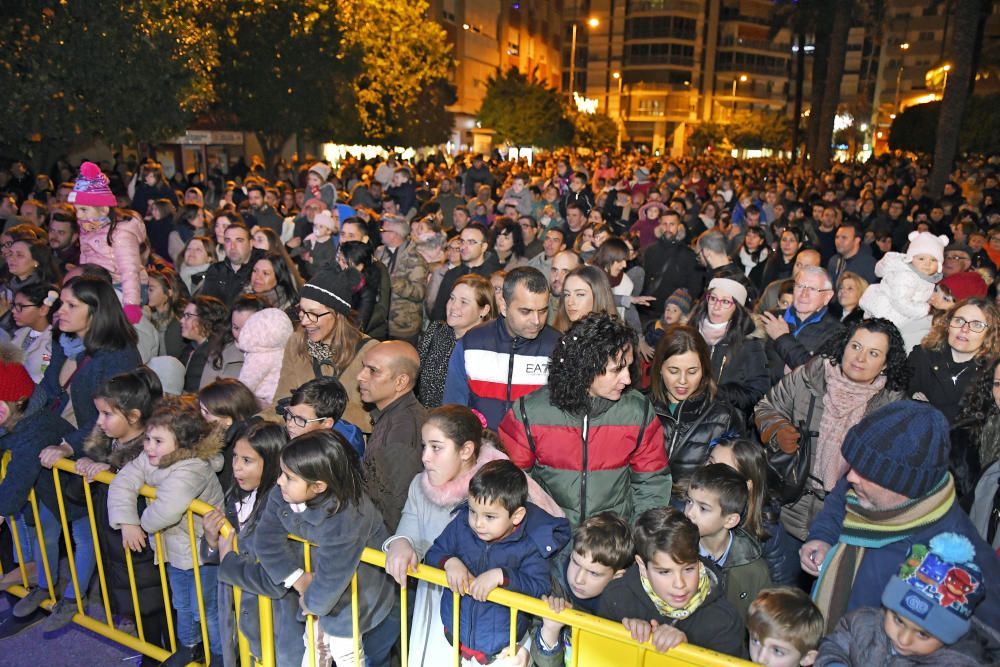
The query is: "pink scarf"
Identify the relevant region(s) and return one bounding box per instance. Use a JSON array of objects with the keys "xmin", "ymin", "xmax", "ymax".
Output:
[
  {"xmin": 699, "ymin": 318, "xmax": 728, "ymax": 348},
  {"xmin": 817, "ymin": 360, "xmax": 886, "ymax": 490}
]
